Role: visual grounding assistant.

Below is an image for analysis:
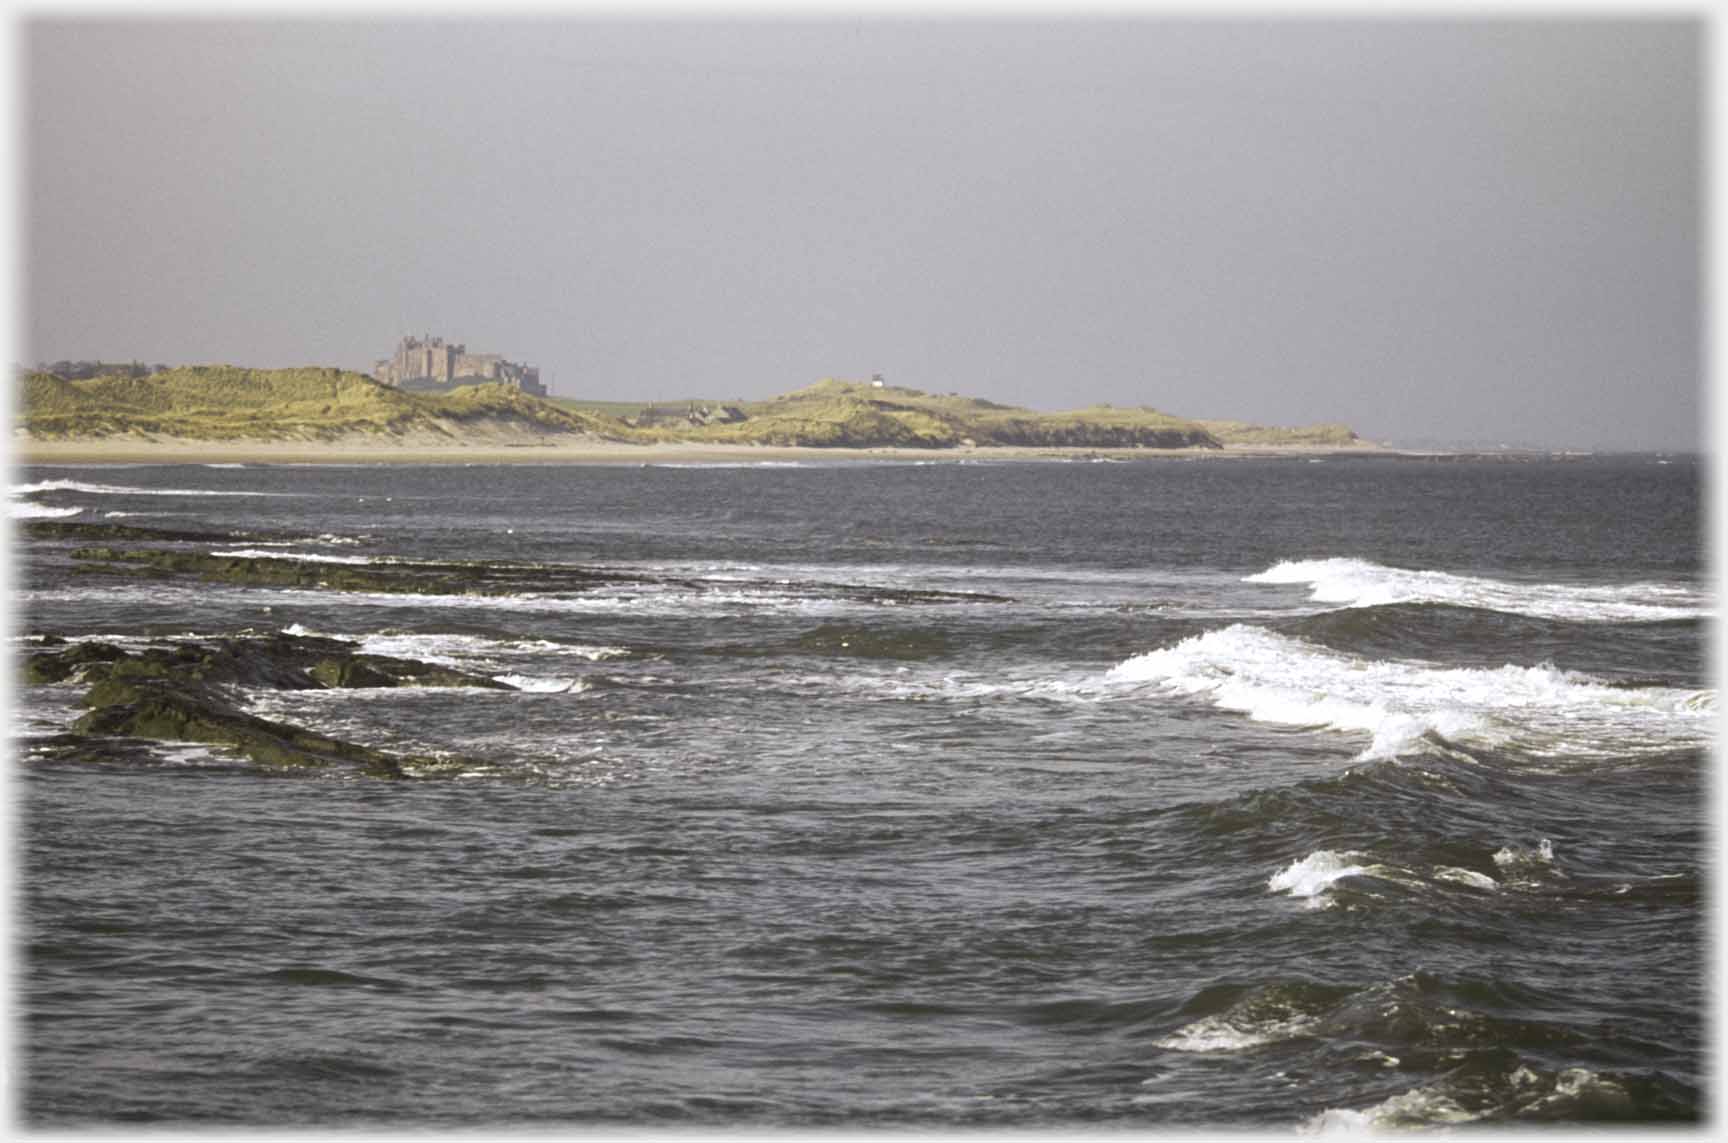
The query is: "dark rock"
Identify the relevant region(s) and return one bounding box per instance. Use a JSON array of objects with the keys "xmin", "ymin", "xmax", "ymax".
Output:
[
  {"xmin": 30, "ymin": 632, "xmax": 507, "ymax": 693},
  {"xmin": 74, "ymin": 678, "xmax": 412, "ymax": 779},
  {"xmin": 63, "ymin": 547, "xmax": 1014, "ymax": 607},
  {"xmin": 24, "ymin": 520, "xmax": 299, "ymax": 544},
  {"xmin": 24, "ymin": 641, "xmax": 130, "ymax": 684},
  {"xmin": 26, "ymin": 631, "xmax": 512, "ymax": 780},
  {"xmin": 307, "ymin": 658, "xmax": 402, "ymax": 689}
]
